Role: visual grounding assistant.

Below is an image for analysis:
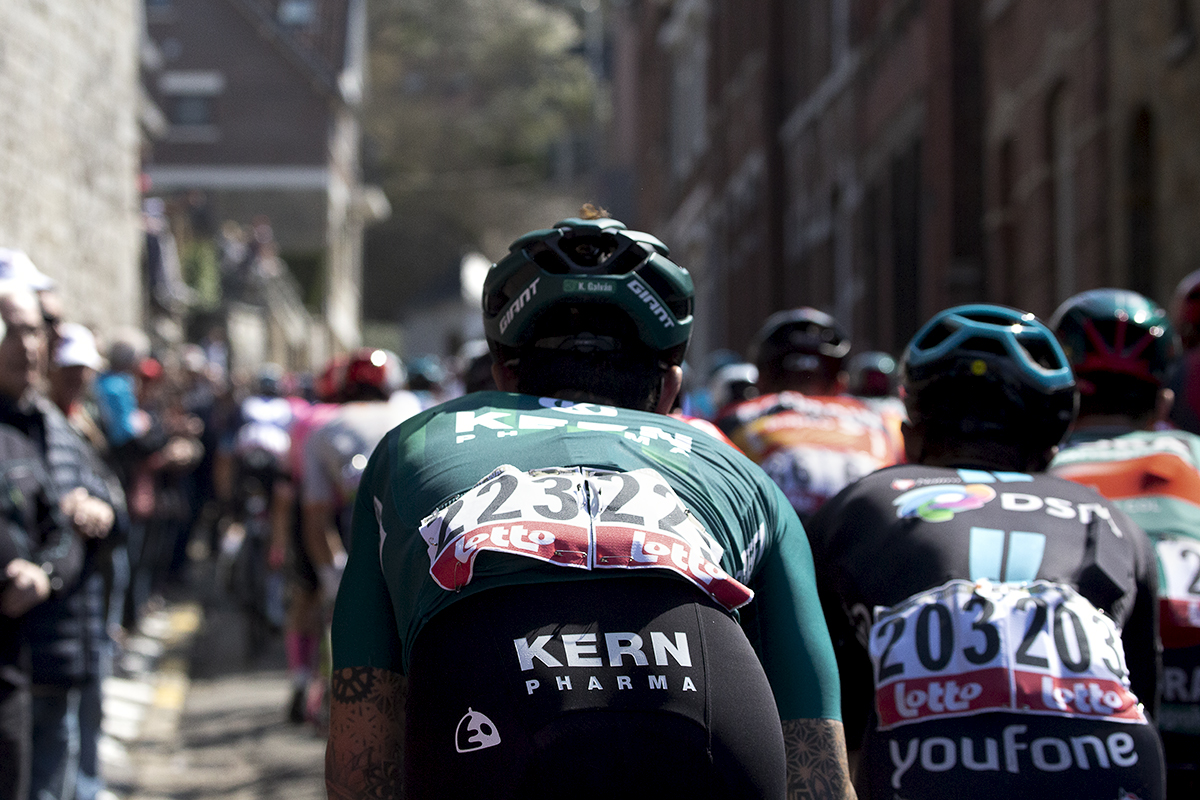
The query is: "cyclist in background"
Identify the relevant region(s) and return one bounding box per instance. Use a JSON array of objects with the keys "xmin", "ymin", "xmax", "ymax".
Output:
[
  {"xmin": 718, "ymin": 308, "xmax": 903, "ymax": 522},
  {"xmin": 326, "ymin": 212, "xmax": 852, "ymax": 799},
  {"xmin": 1168, "ymin": 268, "xmax": 1200, "ymax": 434},
  {"xmin": 301, "ymin": 349, "xmax": 416, "ymax": 610},
  {"xmin": 277, "ymin": 360, "xmax": 341, "ymax": 724},
  {"xmin": 225, "ymin": 365, "xmax": 293, "ymax": 643},
  {"xmin": 845, "ymin": 350, "xmax": 906, "ymax": 452},
  {"xmin": 806, "ymin": 304, "xmax": 1163, "ymax": 800},
  {"xmin": 1047, "ymin": 288, "xmax": 1198, "ymax": 795}
]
